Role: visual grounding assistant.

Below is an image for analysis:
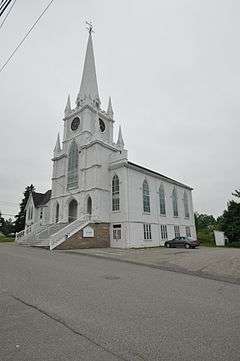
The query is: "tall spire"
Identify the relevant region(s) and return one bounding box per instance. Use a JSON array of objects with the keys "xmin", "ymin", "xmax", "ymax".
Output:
[
  {"xmin": 64, "ymin": 94, "xmax": 71, "ymax": 116},
  {"xmin": 117, "ymin": 126, "xmax": 124, "ymax": 148},
  {"xmin": 76, "ymin": 27, "xmax": 100, "ymax": 107},
  {"xmin": 54, "ymin": 133, "xmax": 61, "ymax": 154},
  {"xmin": 107, "ymin": 96, "xmax": 114, "ymax": 117}
]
